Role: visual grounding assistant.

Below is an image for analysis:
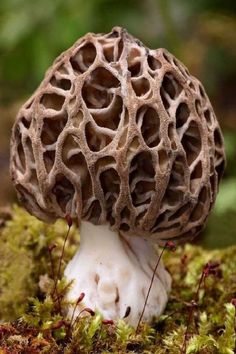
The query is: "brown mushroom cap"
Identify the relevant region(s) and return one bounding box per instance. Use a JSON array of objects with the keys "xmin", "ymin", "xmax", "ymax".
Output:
[{"xmin": 10, "ymin": 27, "xmax": 225, "ymax": 243}]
